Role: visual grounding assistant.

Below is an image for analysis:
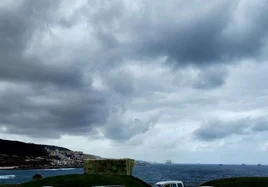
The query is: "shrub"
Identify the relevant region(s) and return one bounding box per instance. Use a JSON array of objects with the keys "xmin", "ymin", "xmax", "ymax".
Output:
[{"xmin": 32, "ymin": 174, "xmax": 42, "ymax": 180}]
